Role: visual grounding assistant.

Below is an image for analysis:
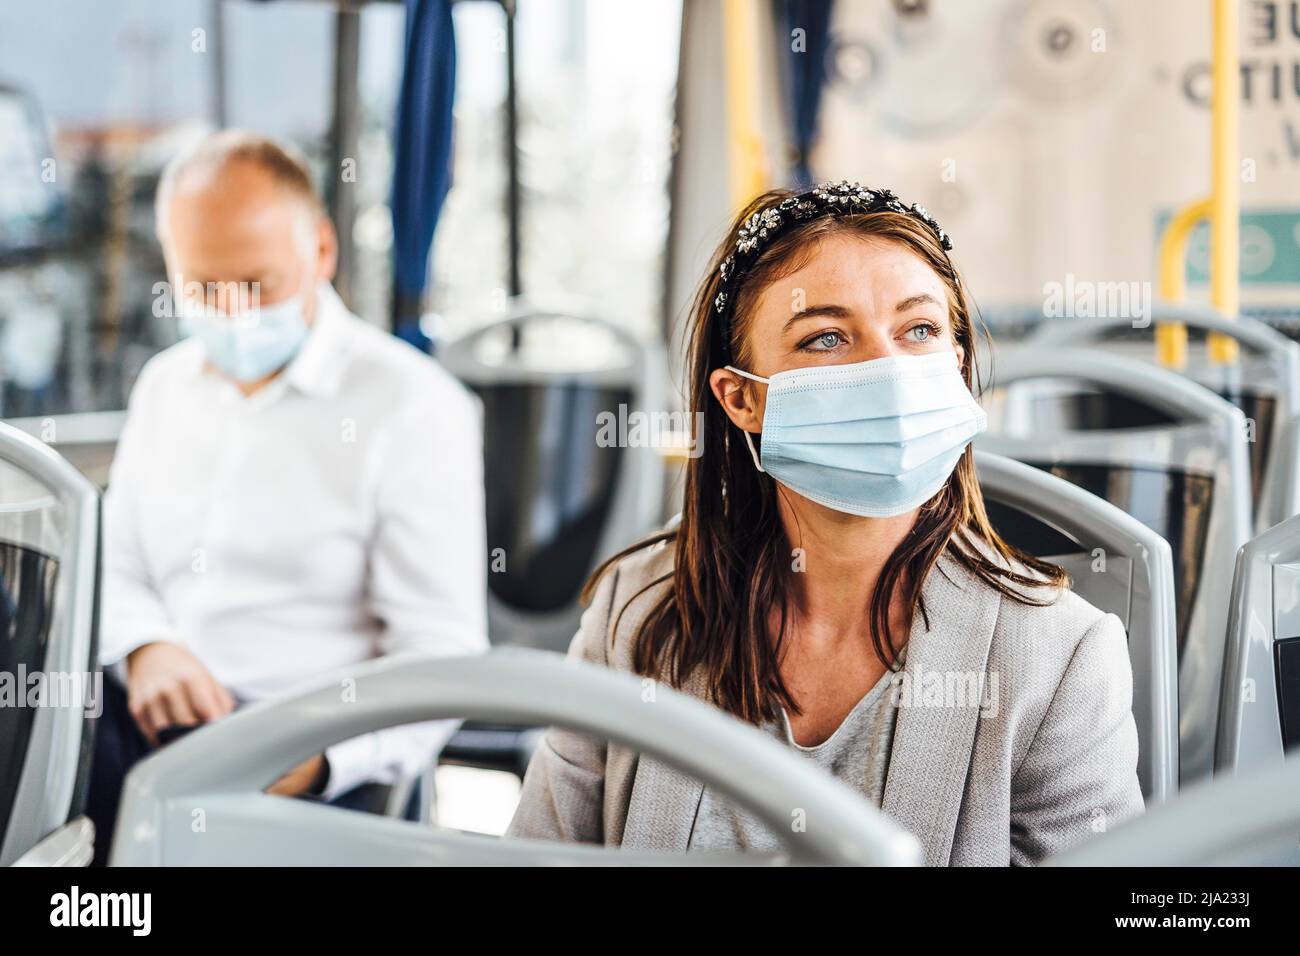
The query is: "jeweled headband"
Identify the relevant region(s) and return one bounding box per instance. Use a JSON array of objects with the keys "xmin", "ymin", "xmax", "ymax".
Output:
[{"xmin": 713, "ymin": 181, "xmax": 954, "ymax": 360}]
